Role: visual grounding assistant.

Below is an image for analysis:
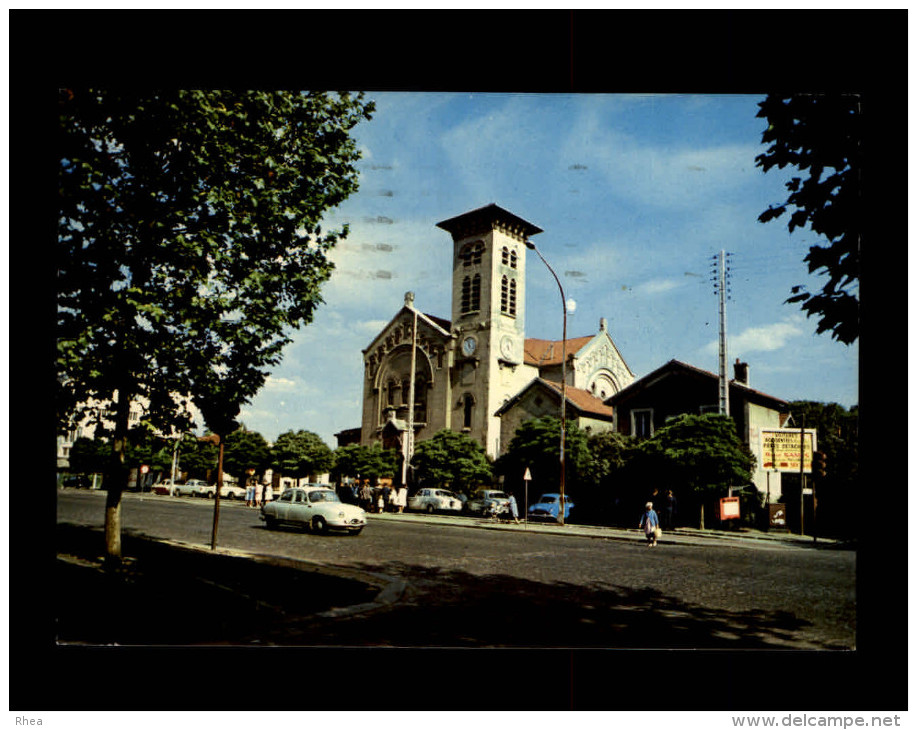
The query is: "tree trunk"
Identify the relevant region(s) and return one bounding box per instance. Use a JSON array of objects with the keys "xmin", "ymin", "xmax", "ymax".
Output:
[
  {"xmin": 210, "ymin": 436, "xmax": 224, "ymax": 551},
  {"xmin": 104, "ymin": 389, "xmax": 133, "ymax": 570},
  {"xmin": 699, "ymin": 503, "xmax": 705, "ymax": 530}
]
